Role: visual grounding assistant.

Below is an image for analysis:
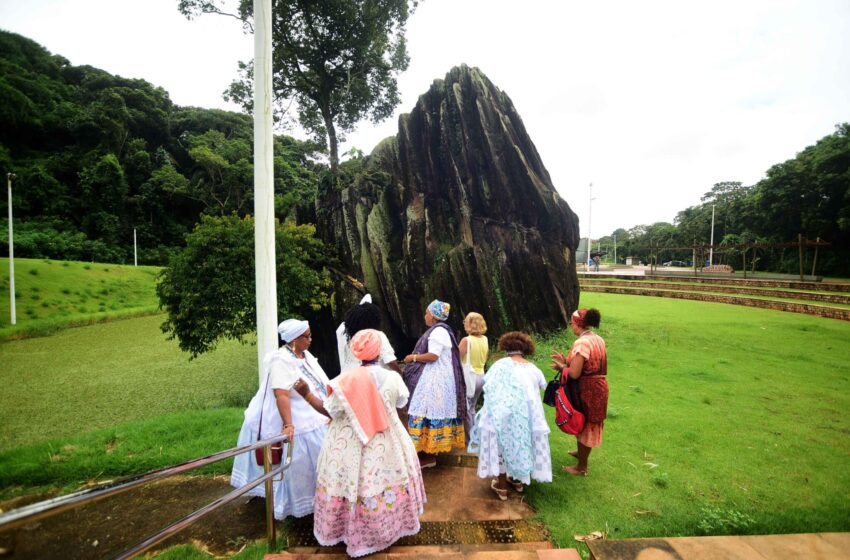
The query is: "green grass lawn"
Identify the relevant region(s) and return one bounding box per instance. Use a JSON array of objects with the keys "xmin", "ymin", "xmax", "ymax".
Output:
[
  {"xmin": 0, "ymin": 257, "xmax": 161, "ymax": 340},
  {"xmin": 529, "ymin": 292, "xmax": 850, "ymax": 547},
  {"xmin": 0, "ymin": 314, "xmax": 257, "ymax": 453},
  {"xmin": 0, "ymin": 291, "xmax": 848, "ymax": 557}
]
